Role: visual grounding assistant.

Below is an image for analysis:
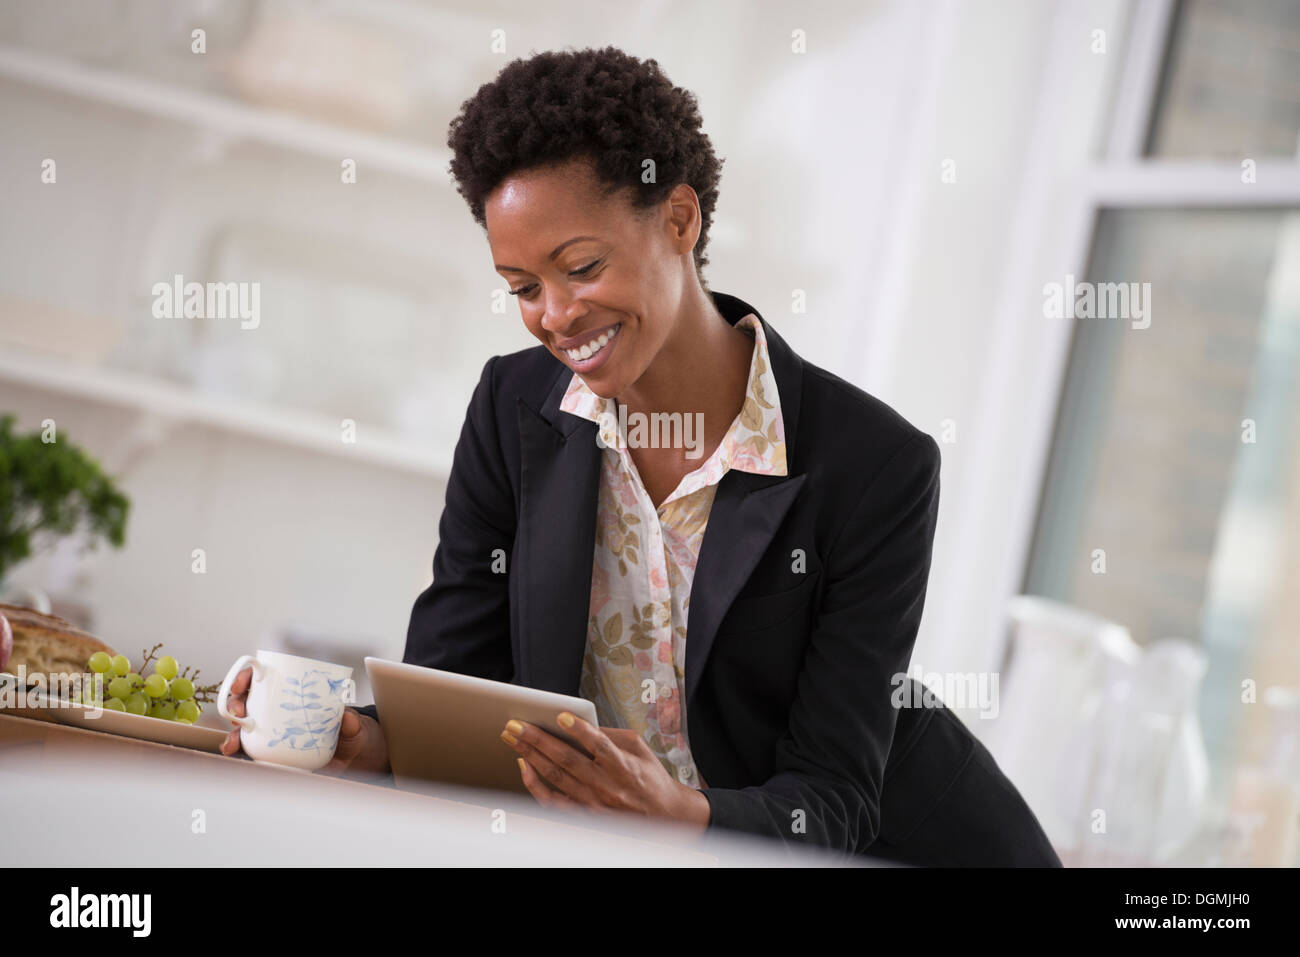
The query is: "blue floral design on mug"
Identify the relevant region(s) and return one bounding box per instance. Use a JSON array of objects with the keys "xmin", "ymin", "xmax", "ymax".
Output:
[{"xmin": 265, "ymin": 670, "xmax": 346, "ymax": 752}]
